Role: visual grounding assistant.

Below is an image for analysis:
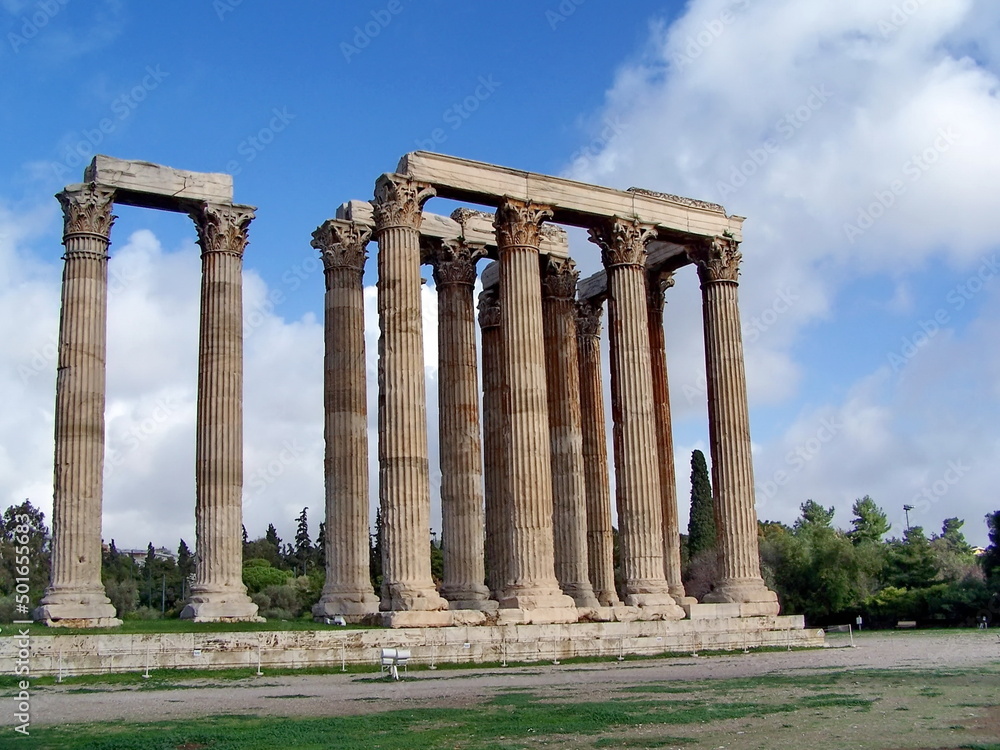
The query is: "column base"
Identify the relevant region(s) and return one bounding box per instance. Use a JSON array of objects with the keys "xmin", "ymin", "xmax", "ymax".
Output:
[
  {"xmin": 703, "ymin": 578, "xmax": 780, "ymax": 615},
  {"xmin": 496, "ymin": 606, "xmax": 580, "ymax": 625},
  {"xmin": 441, "ymin": 583, "xmax": 495, "ymax": 611},
  {"xmin": 561, "ymin": 582, "xmax": 601, "ymax": 609},
  {"xmin": 180, "ymin": 586, "xmax": 263, "ymax": 622},
  {"xmin": 381, "ymin": 583, "xmax": 449, "ymax": 612},
  {"xmin": 499, "ymin": 584, "xmax": 577, "ymax": 612},
  {"xmin": 34, "ymin": 588, "xmax": 122, "ymax": 628},
  {"xmin": 594, "ymin": 589, "xmax": 622, "ymax": 607},
  {"xmin": 312, "ymin": 590, "xmax": 380, "ymax": 620}
]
